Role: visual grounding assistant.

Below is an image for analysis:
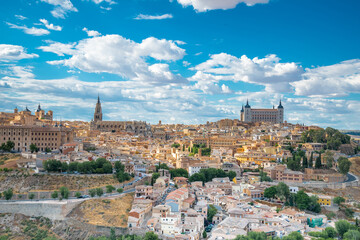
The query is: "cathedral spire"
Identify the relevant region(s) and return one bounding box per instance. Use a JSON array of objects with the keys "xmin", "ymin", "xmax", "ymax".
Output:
[
  {"xmin": 97, "ymin": 94, "xmax": 100, "ymax": 104},
  {"xmin": 278, "ymin": 99, "xmax": 283, "ymax": 109}
]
